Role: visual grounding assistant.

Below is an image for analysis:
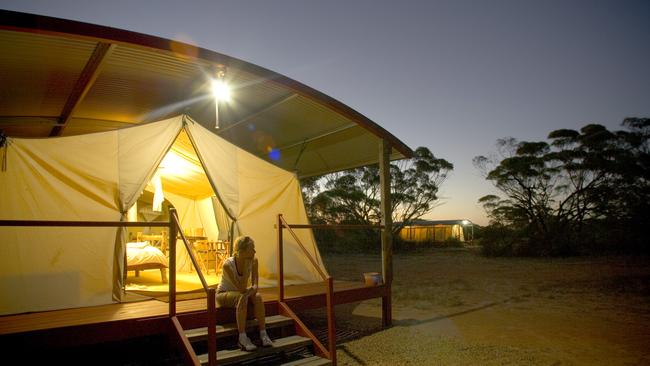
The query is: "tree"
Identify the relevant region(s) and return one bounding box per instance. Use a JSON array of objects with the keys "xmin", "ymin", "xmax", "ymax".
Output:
[
  {"xmin": 301, "ymin": 146, "xmax": 453, "ymax": 249},
  {"xmin": 390, "ymin": 147, "xmax": 453, "ymax": 234},
  {"xmin": 474, "ymin": 118, "xmax": 650, "ymax": 256},
  {"xmin": 474, "ymin": 138, "xmax": 561, "ymax": 254}
]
